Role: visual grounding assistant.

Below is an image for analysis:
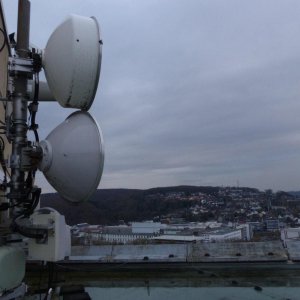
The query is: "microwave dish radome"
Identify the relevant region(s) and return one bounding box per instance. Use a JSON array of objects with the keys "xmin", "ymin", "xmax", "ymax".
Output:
[
  {"xmin": 38, "ymin": 111, "xmax": 104, "ymax": 203},
  {"xmin": 42, "ymin": 14, "xmax": 102, "ymax": 110}
]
